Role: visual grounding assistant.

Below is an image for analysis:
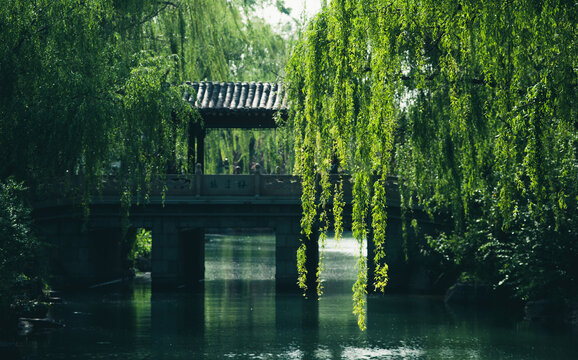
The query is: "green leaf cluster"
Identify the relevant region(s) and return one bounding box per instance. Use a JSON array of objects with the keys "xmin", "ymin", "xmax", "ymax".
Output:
[
  {"xmin": 0, "ymin": 0, "xmax": 294, "ymax": 190},
  {"xmin": 0, "ymin": 0, "xmax": 195, "ymax": 196},
  {"xmin": 0, "ymin": 180, "xmax": 44, "ymax": 318},
  {"xmin": 133, "ymin": 228, "xmax": 152, "ymax": 259},
  {"xmin": 0, "ymin": 0, "xmax": 296, "ymax": 312},
  {"xmin": 285, "ymin": 0, "xmax": 577, "ymax": 328}
]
